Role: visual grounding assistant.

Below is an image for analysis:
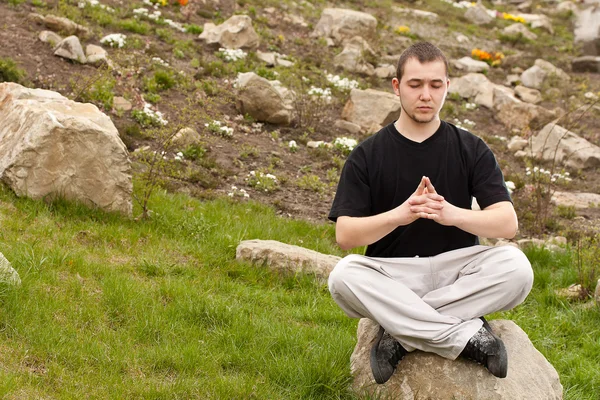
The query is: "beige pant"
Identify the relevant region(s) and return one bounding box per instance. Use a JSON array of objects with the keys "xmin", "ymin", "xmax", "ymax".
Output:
[{"xmin": 328, "ymin": 245, "xmax": 533, "ymax": 359}]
